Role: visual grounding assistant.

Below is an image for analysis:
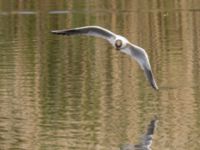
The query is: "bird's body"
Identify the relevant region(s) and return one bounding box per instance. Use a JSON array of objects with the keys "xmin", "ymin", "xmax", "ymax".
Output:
[{"xmin": 51, "ymin": 26, "xmax": 158, "ymax": 90}]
